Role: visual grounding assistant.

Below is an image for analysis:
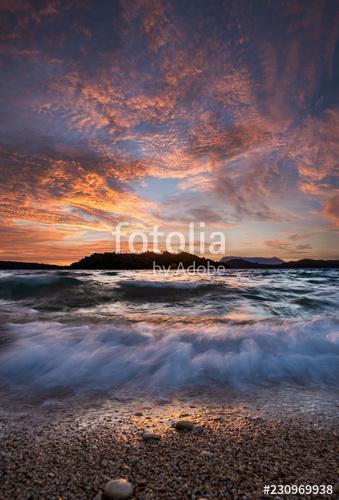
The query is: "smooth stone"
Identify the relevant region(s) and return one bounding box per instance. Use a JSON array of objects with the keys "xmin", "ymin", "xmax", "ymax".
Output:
[
  {"xmin": 103, "ymin": 478, "xmax": 133, "ymax": 499},
  {"xmin": 201, "ymin": 451, "xmax": 214, "ymax": 458},
  {"xmin": 174, "ymin": 420, "xmax": 195, "ymax": 431},
  {"xmin": 142, "ymin": 432, "xmax": 161, "ymax": 441}
]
